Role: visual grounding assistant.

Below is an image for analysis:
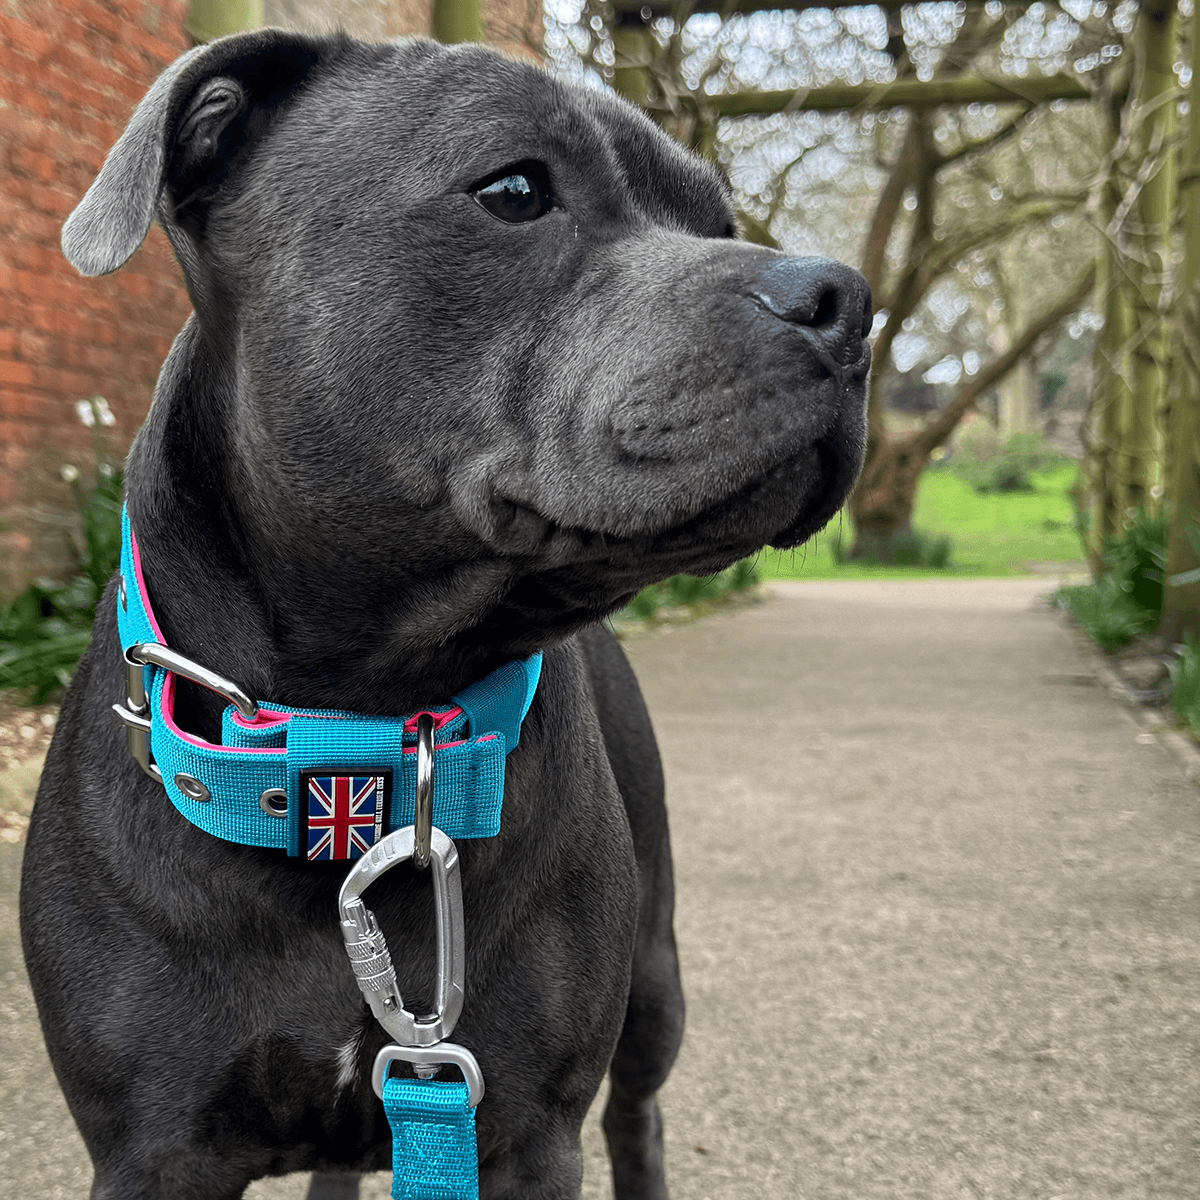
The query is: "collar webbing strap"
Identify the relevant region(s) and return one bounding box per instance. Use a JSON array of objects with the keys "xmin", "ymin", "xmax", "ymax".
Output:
[
  {"xmin": 384, "ymin": 1076, "xmax": 478, "ymax": 1200},
  {"xmin": 117, "ymin": 506, "xmax": 541, "ymax": 857}
]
